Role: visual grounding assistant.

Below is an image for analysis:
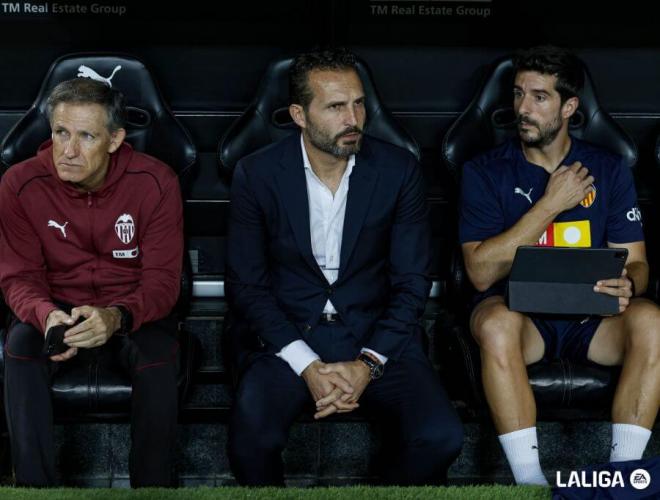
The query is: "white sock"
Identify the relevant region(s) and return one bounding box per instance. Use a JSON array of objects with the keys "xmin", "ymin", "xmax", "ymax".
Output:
[
  {"xmin": 498, "ymin": 427, "xmax": 548, "ymax": 485},
  {"xmin": 610, "ymin": 423, "xmax": 651, "ymax": 462}
]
